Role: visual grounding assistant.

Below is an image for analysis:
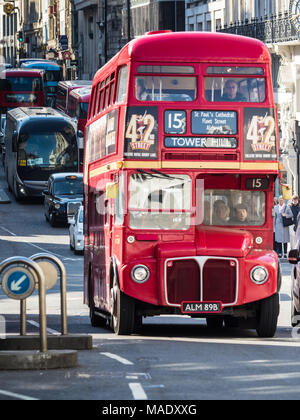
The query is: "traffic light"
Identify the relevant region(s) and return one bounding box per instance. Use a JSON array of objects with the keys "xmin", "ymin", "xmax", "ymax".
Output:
[{"xmin": 18, "ymin": 31, "xmax": 24, "ymax": 43}]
